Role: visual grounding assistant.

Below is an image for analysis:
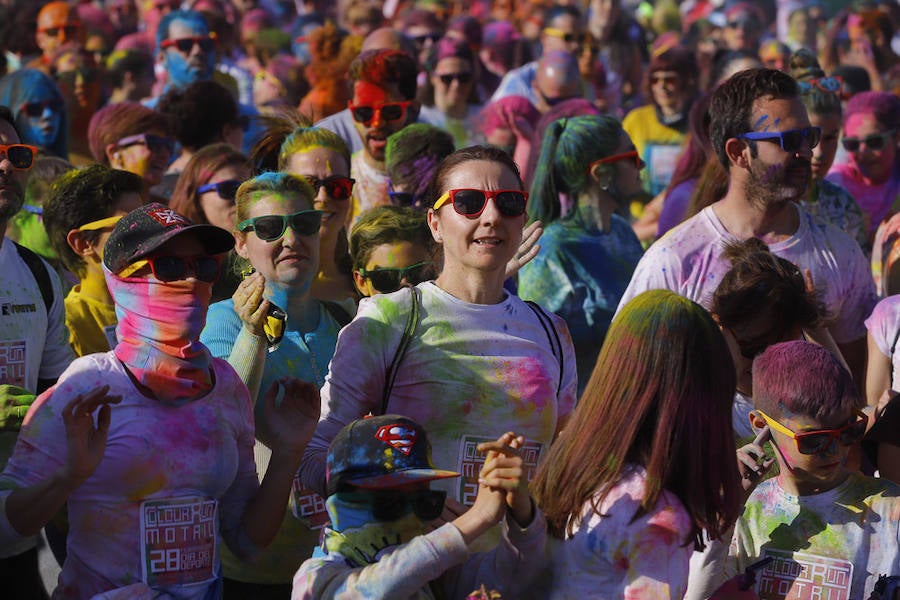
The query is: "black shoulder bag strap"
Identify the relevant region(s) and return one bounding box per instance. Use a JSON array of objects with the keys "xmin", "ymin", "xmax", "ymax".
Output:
[
  {"xmin": 524, "ymin": 300, "xmax": 563, "ymax": 396},
  {"xmin": 14, "ymin": 242, "xmax": 54, "ymax": 314},
  {"xmin": 321, "ymin": 300, "xmax": 353, "ymax": 327},
  {"xmin": 890, "ymin": 324, "xmax": 900, "ymax": 391},
  {"xmin": 380, "ymin": 286, "xmax": 420, "ymax": 415}
]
